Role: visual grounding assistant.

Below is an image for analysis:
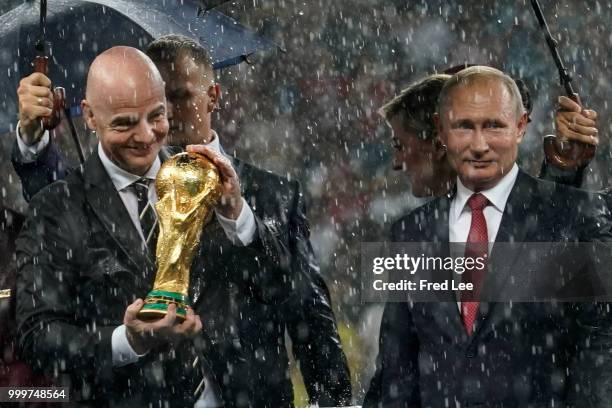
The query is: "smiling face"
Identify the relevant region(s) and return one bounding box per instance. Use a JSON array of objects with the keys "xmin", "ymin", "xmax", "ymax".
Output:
[
  {"xmin": 90, "ymin": 86, "xmax": 168, "ymax": 176},
  {"xmin": 82, "ymin": 47, "xmax": 169, "ymax": 176},
  {"xmin": 438, "ymin": 78, "xmax": 527, "ymax": 192}
]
